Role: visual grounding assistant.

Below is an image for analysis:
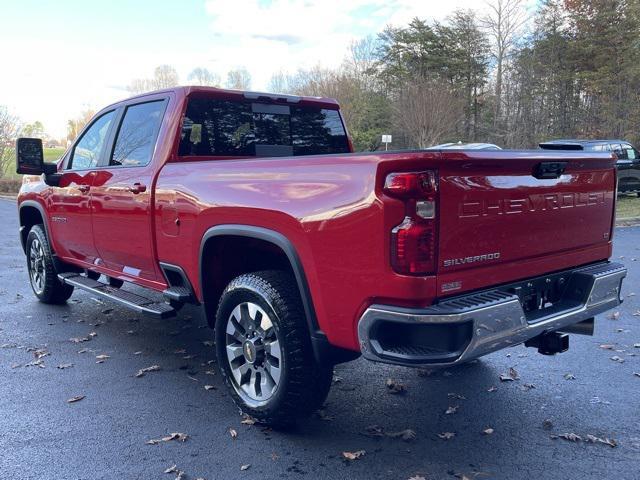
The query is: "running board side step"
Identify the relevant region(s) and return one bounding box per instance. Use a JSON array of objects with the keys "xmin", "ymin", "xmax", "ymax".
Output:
[{"xmin": 58, "ymin": 273, "xmax": 176, "ymax": 319}]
